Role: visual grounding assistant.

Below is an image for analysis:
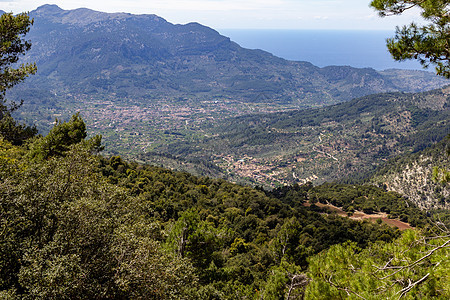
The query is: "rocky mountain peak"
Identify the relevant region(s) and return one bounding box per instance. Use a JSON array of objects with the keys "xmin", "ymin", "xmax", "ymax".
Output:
[{"xmin": 30, "ymin": 4, "xmax": 158, "ymax": 26}]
